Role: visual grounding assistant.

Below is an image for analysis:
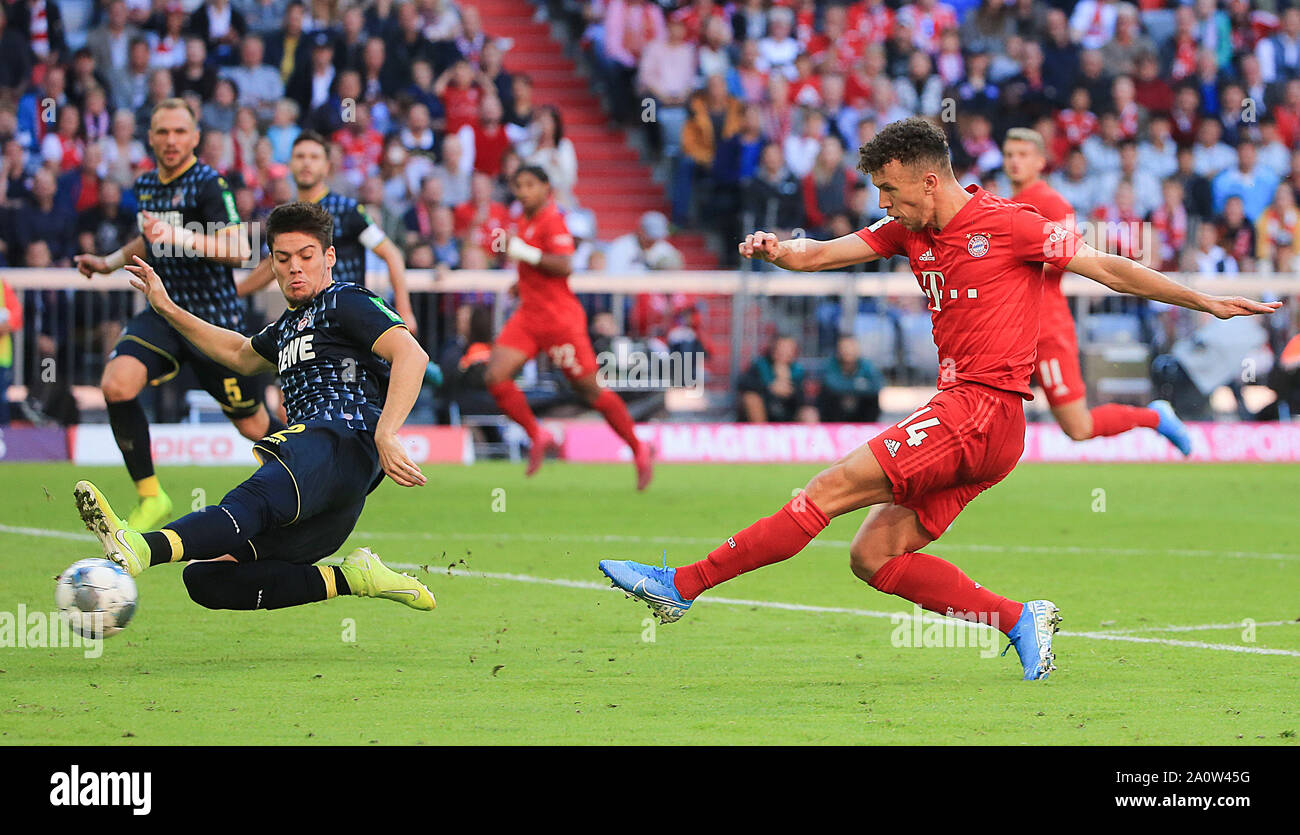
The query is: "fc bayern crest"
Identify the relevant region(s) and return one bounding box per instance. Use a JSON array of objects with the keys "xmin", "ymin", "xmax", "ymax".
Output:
[{"xmin": 967, "ymin": 234, "xmax": 990, "ymax": 258}]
